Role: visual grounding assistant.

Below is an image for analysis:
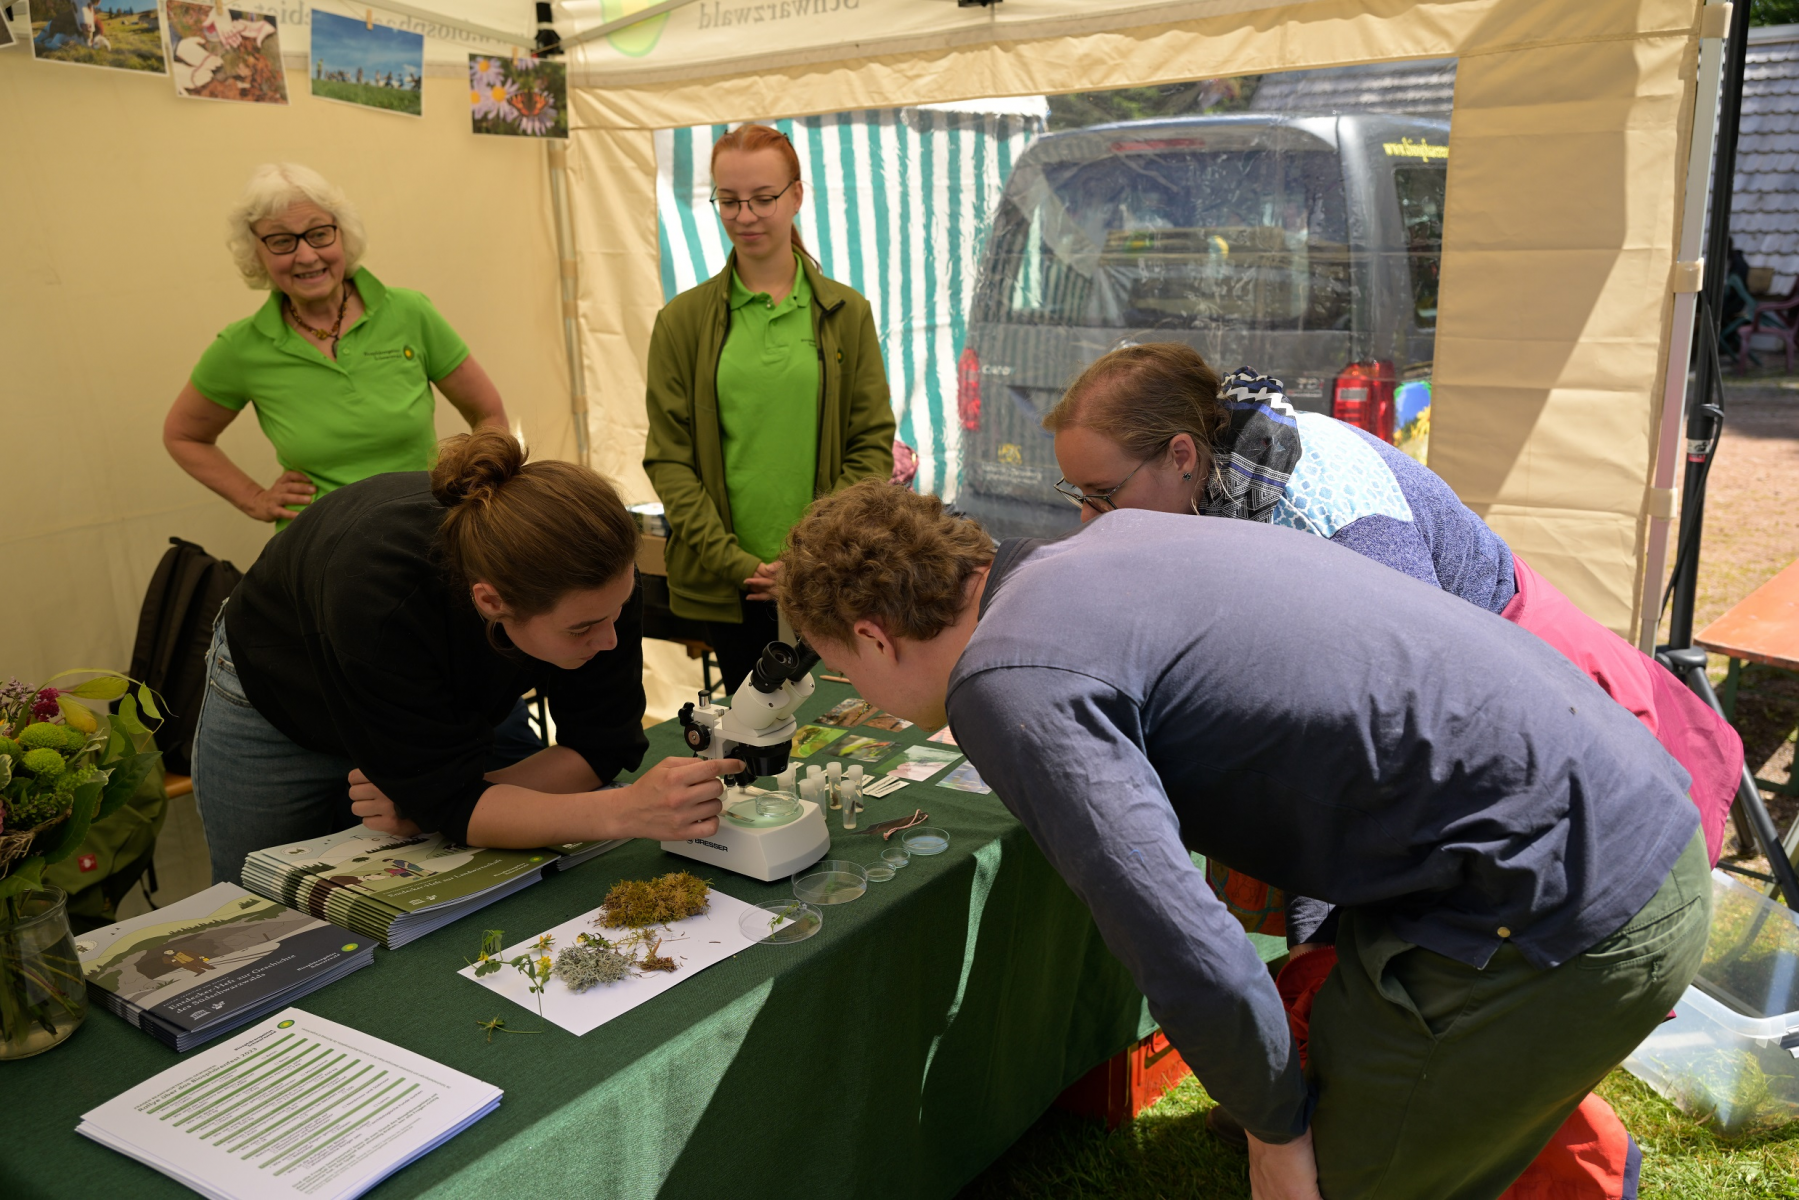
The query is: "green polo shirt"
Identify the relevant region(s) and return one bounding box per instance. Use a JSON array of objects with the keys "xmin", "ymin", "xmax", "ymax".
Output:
[
  {"xmin": 190, "ymin": 267, "xmax": 470, "ymax": 528},
  {"xmin": 716, "ymin": 255, "xmax": 820, "ymax": 567}
]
